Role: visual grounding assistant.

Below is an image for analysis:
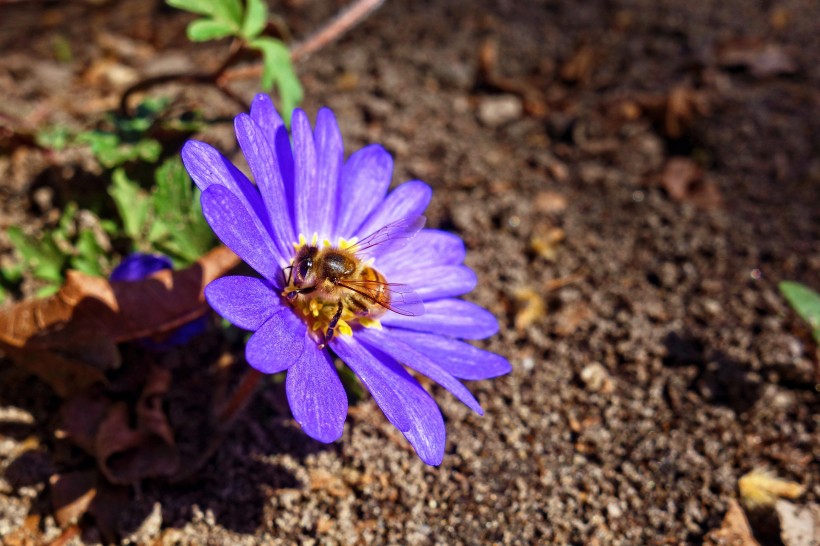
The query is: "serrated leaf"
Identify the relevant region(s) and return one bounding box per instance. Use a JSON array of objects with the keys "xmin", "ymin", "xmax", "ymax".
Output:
[
  {"xmin": 151, "ymin": 159, "xmax": 215, "ymax": 265},
  {"xmin": 153, "ymin": 157, "xmax": 192, "ymax": 219},
  {"xmin": 36, "ymin": 126, "xmax": 71, "ymax": 150},
  {"xmin": 241, "ymin": 0, "xmax": 268, "ymax": 40},
  {"xmin": 109, "ymin": 169, "xmax": 151, "ymax": 241},
  {"xmin": 7, "ymin": 227, "xmax": 66, "ymax": 283},
  {"xmin": 71, "ymin": 230, "xmax": 105, "ymax": 277},
  {"xmin": 1, "ymin": 263, "xmax": 23, "ymax": 284},
  {"xmin": 166, "ymin": 0, "xmax": 216, "ymax": 16},
  {"xmin": 186, "ymin": 18, "xmax": 238, "ymax": 42},
  {"xmin": 779, "ymin": 281, "xmax": 820, "ymax": 343},
  {"xmin": 249, "ymin": 37, "xmax": 303, "ymax": 122}
]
